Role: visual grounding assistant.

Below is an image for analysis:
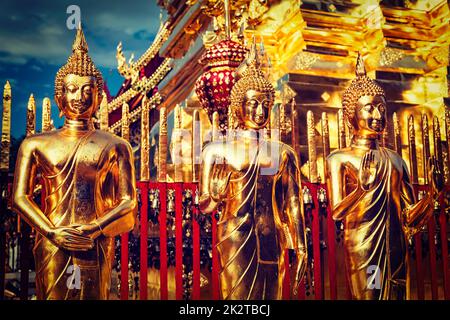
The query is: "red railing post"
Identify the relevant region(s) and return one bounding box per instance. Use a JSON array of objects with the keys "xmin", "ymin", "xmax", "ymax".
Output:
[
  {"xmin": 175, "ymin": 183, "xmax": 183, "ymax": 300},
  {"xmin": 325, "ymin": 184, "xmax": 337, "ymax": 300},
  {"xmin": 297, "ymin": 279, "xmax": 306, "ymax": 300},
  {"xmin": 189, "ymin": 183, "xmax": 201, "ymax": 300},
  {"xmin": 413, "ymin": 184, "xmax": 425, "ymax": 300},
  {"xmin": 211, "ymin": 211, "xmax": 220, "ymax": 300},
  {"xmin": 282, "ymin": 249, "xmax": 291, "ymax": 299},
  {"xmin": 159, "ymin": 183, "xmax": 168, "ymax": 300},
  {"xmin": 139, "ymin": 181, "xmax": 149, "ymax": 300},
  {"xmin": 439, "ymin": 187, "xmax": 449, "ymax": 299},
  {"xmin": 311, "ymin": 183, "xmax": 323, "ymax": 300},
  {"xmin": 418, "ymin": 184, "xmax": 438, "ymax": 299},
  {"xmin": 120, "ymin": 232, "xmax": 129, "ymax": 300}
]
